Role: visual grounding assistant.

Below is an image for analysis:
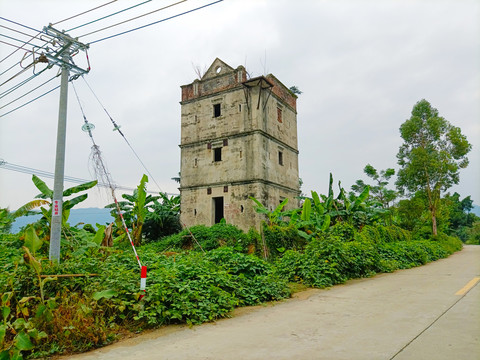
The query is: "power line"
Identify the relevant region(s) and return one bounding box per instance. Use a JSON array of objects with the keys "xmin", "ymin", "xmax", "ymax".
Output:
[
  {"xmin": 0, "ymin": 84, "xmax": 59, "ymax": 118},
  {"xmin": 88, "ymin": 0, "xmax": 223, "ymax": 44},
  {"xmin": 0, "ymin": 74, "xmax": 57, "ymax": 110},
  {"xmin": 81, "ymin": 76, "xmax": 164, "ymax": 193},
  {"xmin": 0, "ymin": 28, "xmax": 53, "ymax": 64},
  {"xmin": 0, "ymin": 33, "xmax": 42, "ymax": 48},
  {"xmin": 0, "ymin": 24, "xmax": 42, "ymax": 41},
  {"xmin": 52, "ymin": 0, "xmax": 118, "ymax": 26},
  {"xmin": 66, "ymin": 0, "xmax": 153, "ymax": 32},
  {"xmin": 0, "ymin": 160, "xmax": 178, "ymax": 196},
  {"xmin": 0, "ymin": 39, "xmax": 34, "ymax": 54},
  {"xmin": 0, "ymin": 16, "xmax": 42, "ymax": 34},
  {"xmin": 79, "ymin": 0, "xmax": 187, "ymax": 39}
]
